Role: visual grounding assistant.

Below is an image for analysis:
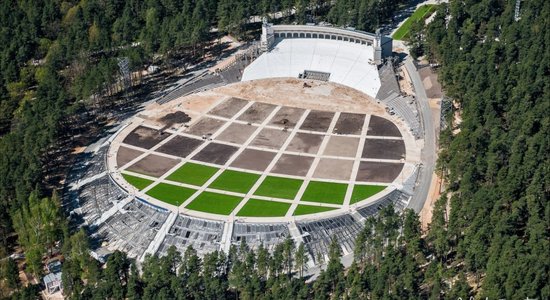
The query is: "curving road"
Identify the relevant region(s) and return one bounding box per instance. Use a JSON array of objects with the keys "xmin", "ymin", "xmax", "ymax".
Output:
[{"xmin": 404, "ymin": 58, "xmax": 437, "ymax": 213}]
